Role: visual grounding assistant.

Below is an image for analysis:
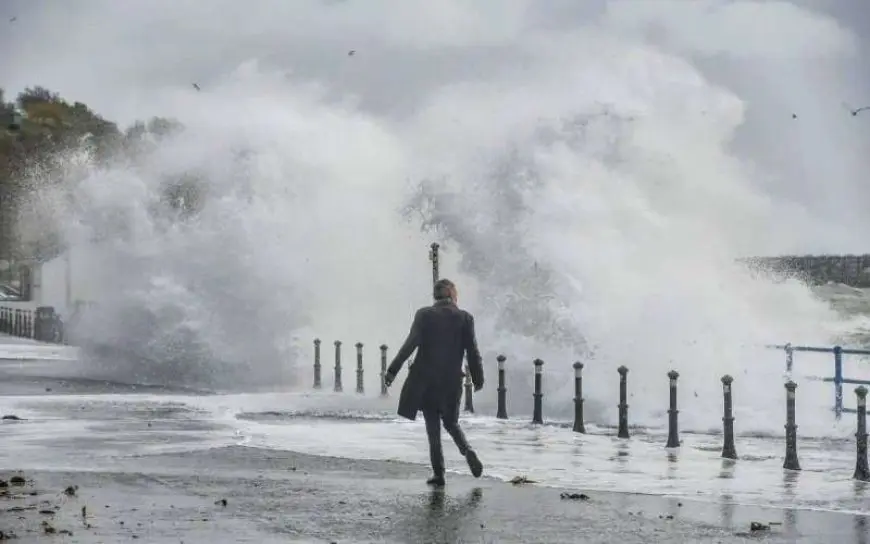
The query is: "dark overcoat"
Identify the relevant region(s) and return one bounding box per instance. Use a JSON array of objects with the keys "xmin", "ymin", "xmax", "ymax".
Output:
[{"xmin": 387, "ymin": 299, "xmax": 484, "ymax": 422}]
